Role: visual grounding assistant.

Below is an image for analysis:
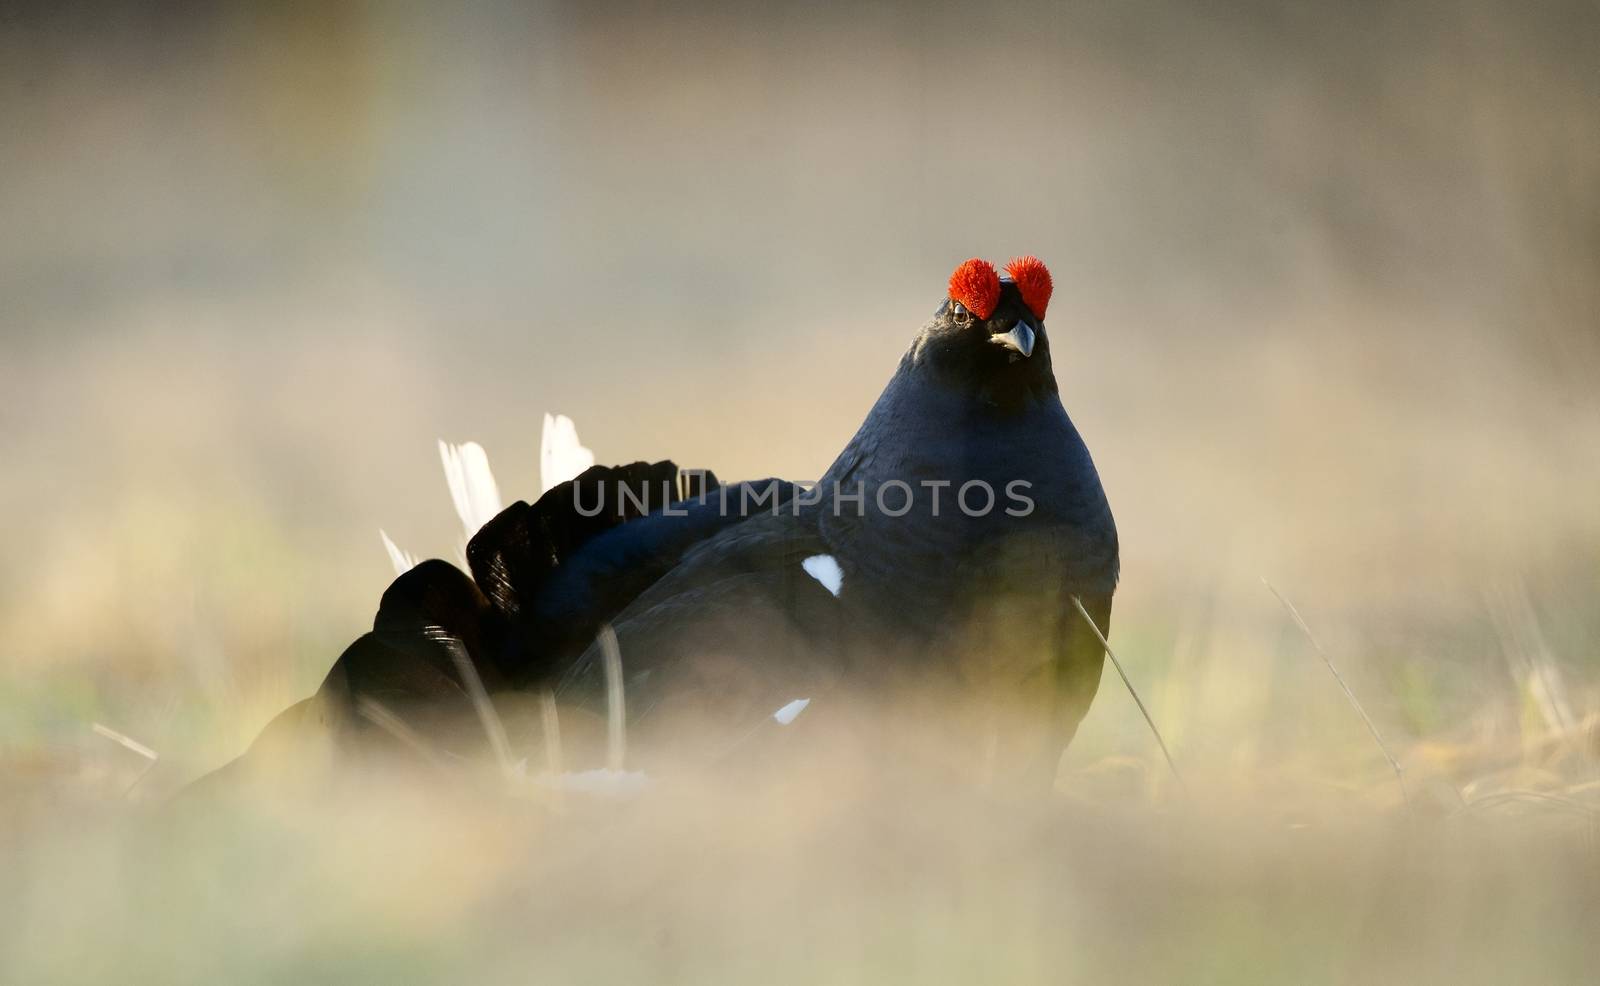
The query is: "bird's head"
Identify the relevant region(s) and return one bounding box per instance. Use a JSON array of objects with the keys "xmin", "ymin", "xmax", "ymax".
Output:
[{"xmin": 912, "ymin": 256, "xmax": 1059, "ymax": 407}]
